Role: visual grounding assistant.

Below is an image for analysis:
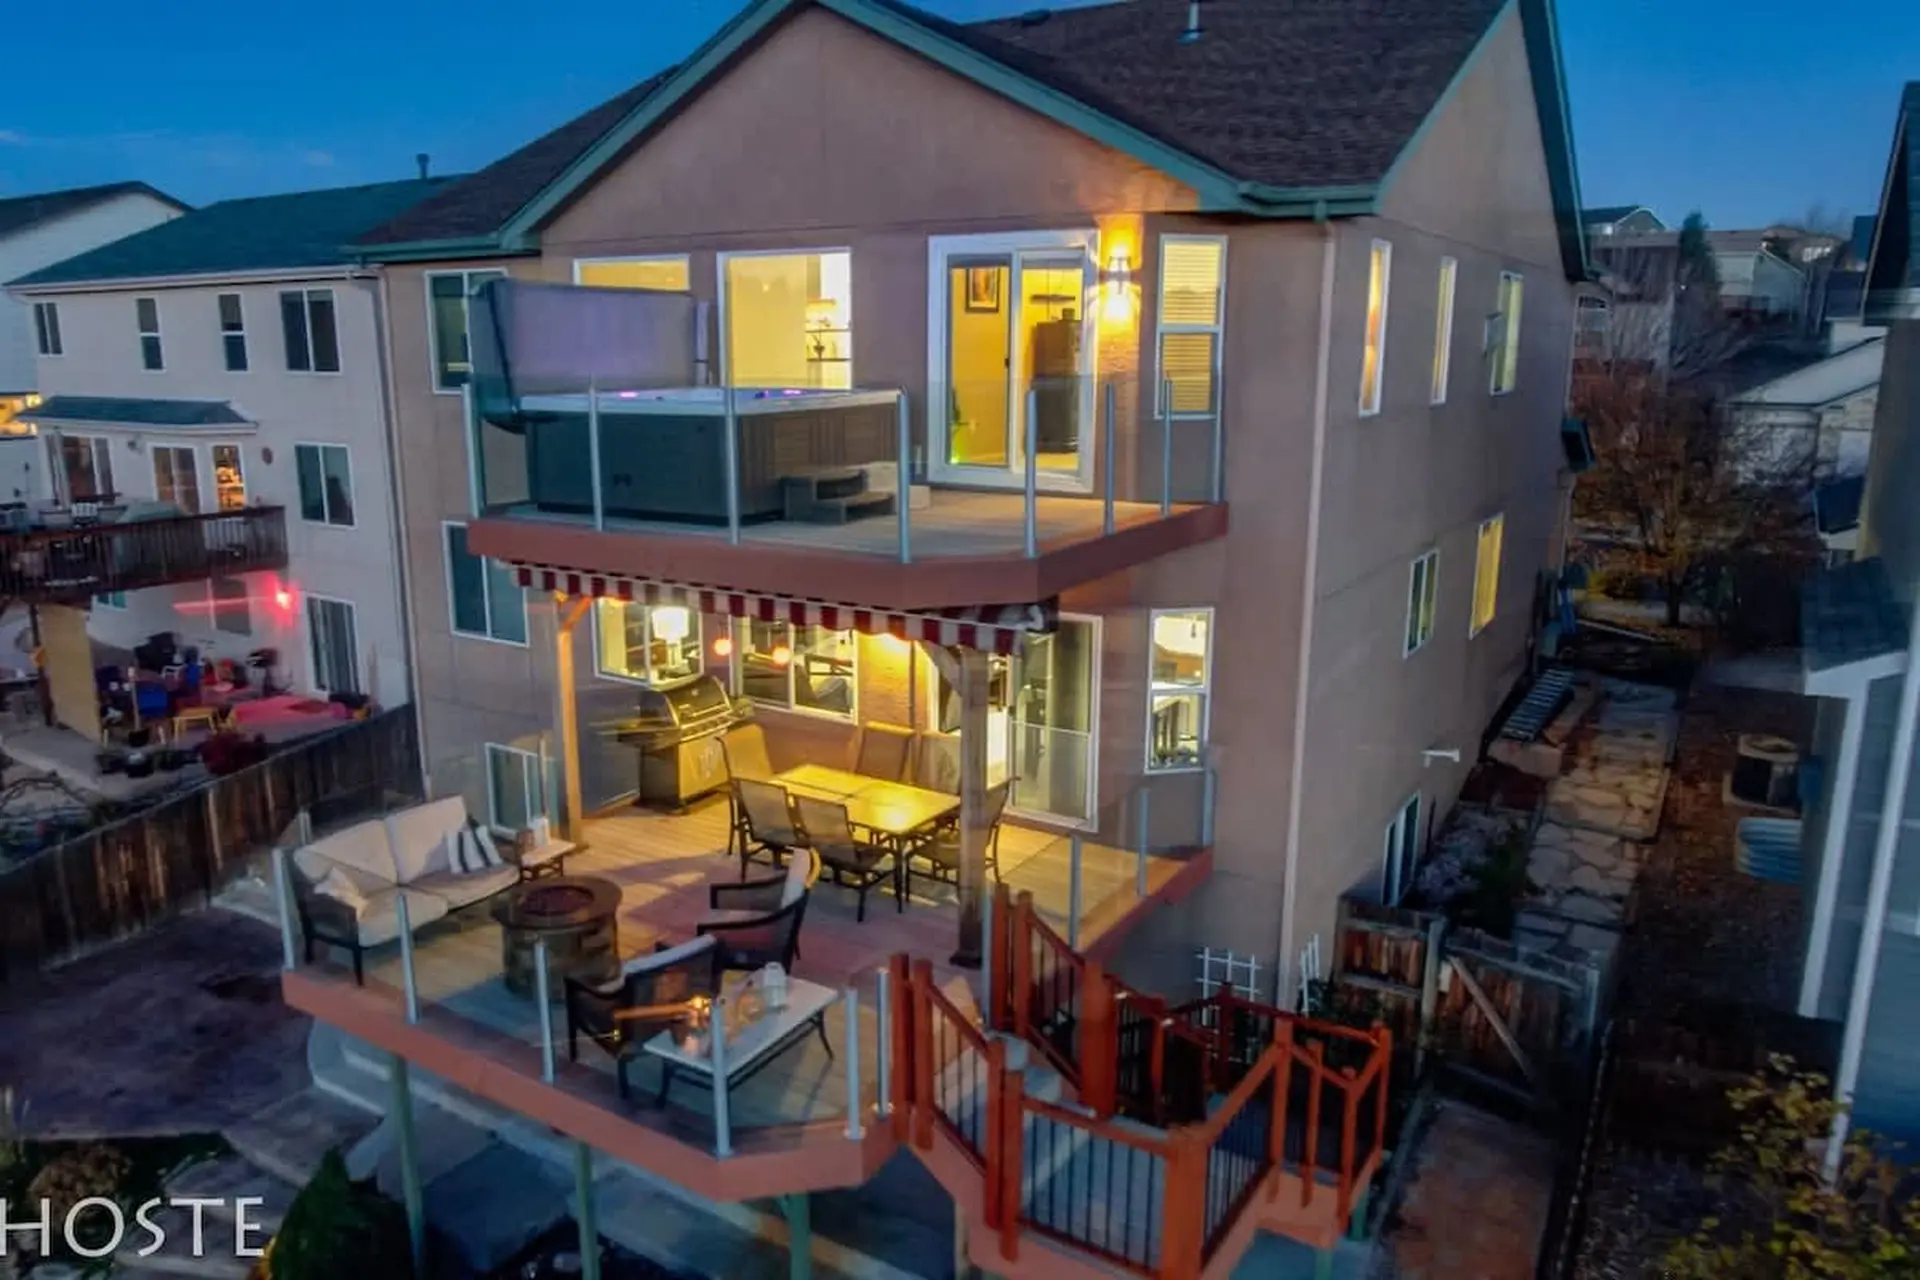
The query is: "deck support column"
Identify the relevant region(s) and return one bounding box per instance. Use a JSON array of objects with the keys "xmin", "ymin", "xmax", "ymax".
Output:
[
  {"xmin": 574, "ymin": 1140, "xmax": 601, "ymax": 1280},
  {"xmin": 552, "ymin": 594, "xmax": 592, "ymax": 840},
  {"xmin": 389, "ymin": 1055, "xmax": 426, "ymax": 1277},
  {"xmin": 952, "ymin": 645, "xmax": 990, "ymax": 969},
  {"xmin": 1316, "ymin": 1247, "xmax": 1335, "ymax": 1280},
  {"xmin": 778, "ymin": 1193, "xmax": 812, "ymax": 1280}
]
